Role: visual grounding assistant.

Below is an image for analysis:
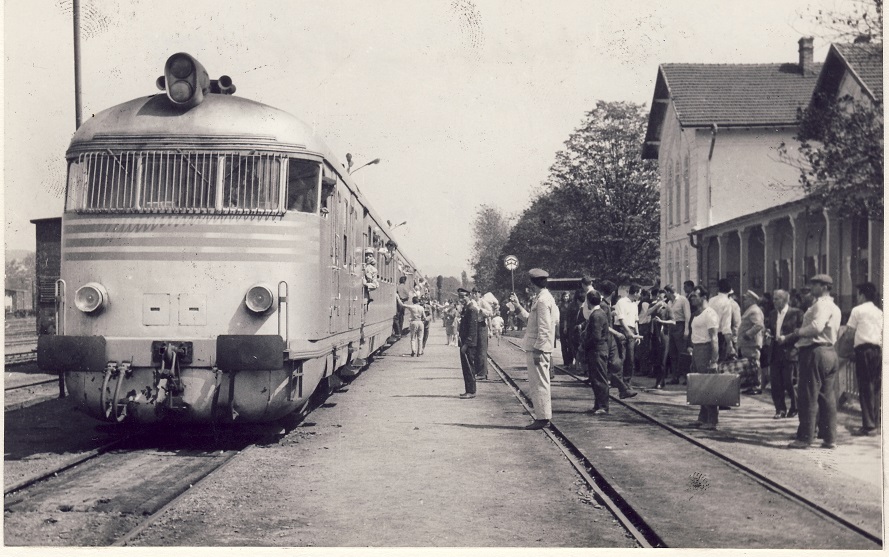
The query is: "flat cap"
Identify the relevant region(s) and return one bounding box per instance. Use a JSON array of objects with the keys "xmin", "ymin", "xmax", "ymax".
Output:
[
  {"xmin": 809, "ymin": 273, "xmax": 833, "ymax": 285},
  {"xmin": 528, "ymin": 268, "xmax": 549, "ymax": 279},
  {"xmin": 743, "ymin": 289, "xmax": 760, "ymax": 301},
  {"xmin": 457, "ymin": 287, "xmax": 471, "ymax": 294}
]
